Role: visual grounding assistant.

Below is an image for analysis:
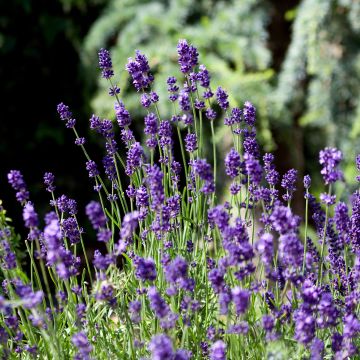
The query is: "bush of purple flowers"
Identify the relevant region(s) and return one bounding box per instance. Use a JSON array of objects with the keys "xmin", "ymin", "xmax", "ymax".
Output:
[{"xmin": 1, "ymin": 40, "xmax": 360, "ymax": 359}]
